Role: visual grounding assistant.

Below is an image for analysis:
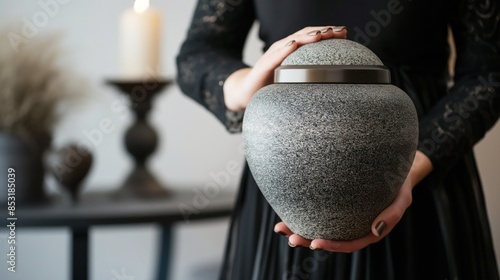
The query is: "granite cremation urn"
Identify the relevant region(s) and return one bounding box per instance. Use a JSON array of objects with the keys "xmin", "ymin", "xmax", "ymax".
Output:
[{"xmin": 242, "ymin": 39, "xmax": 418, "ymax": 241}]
